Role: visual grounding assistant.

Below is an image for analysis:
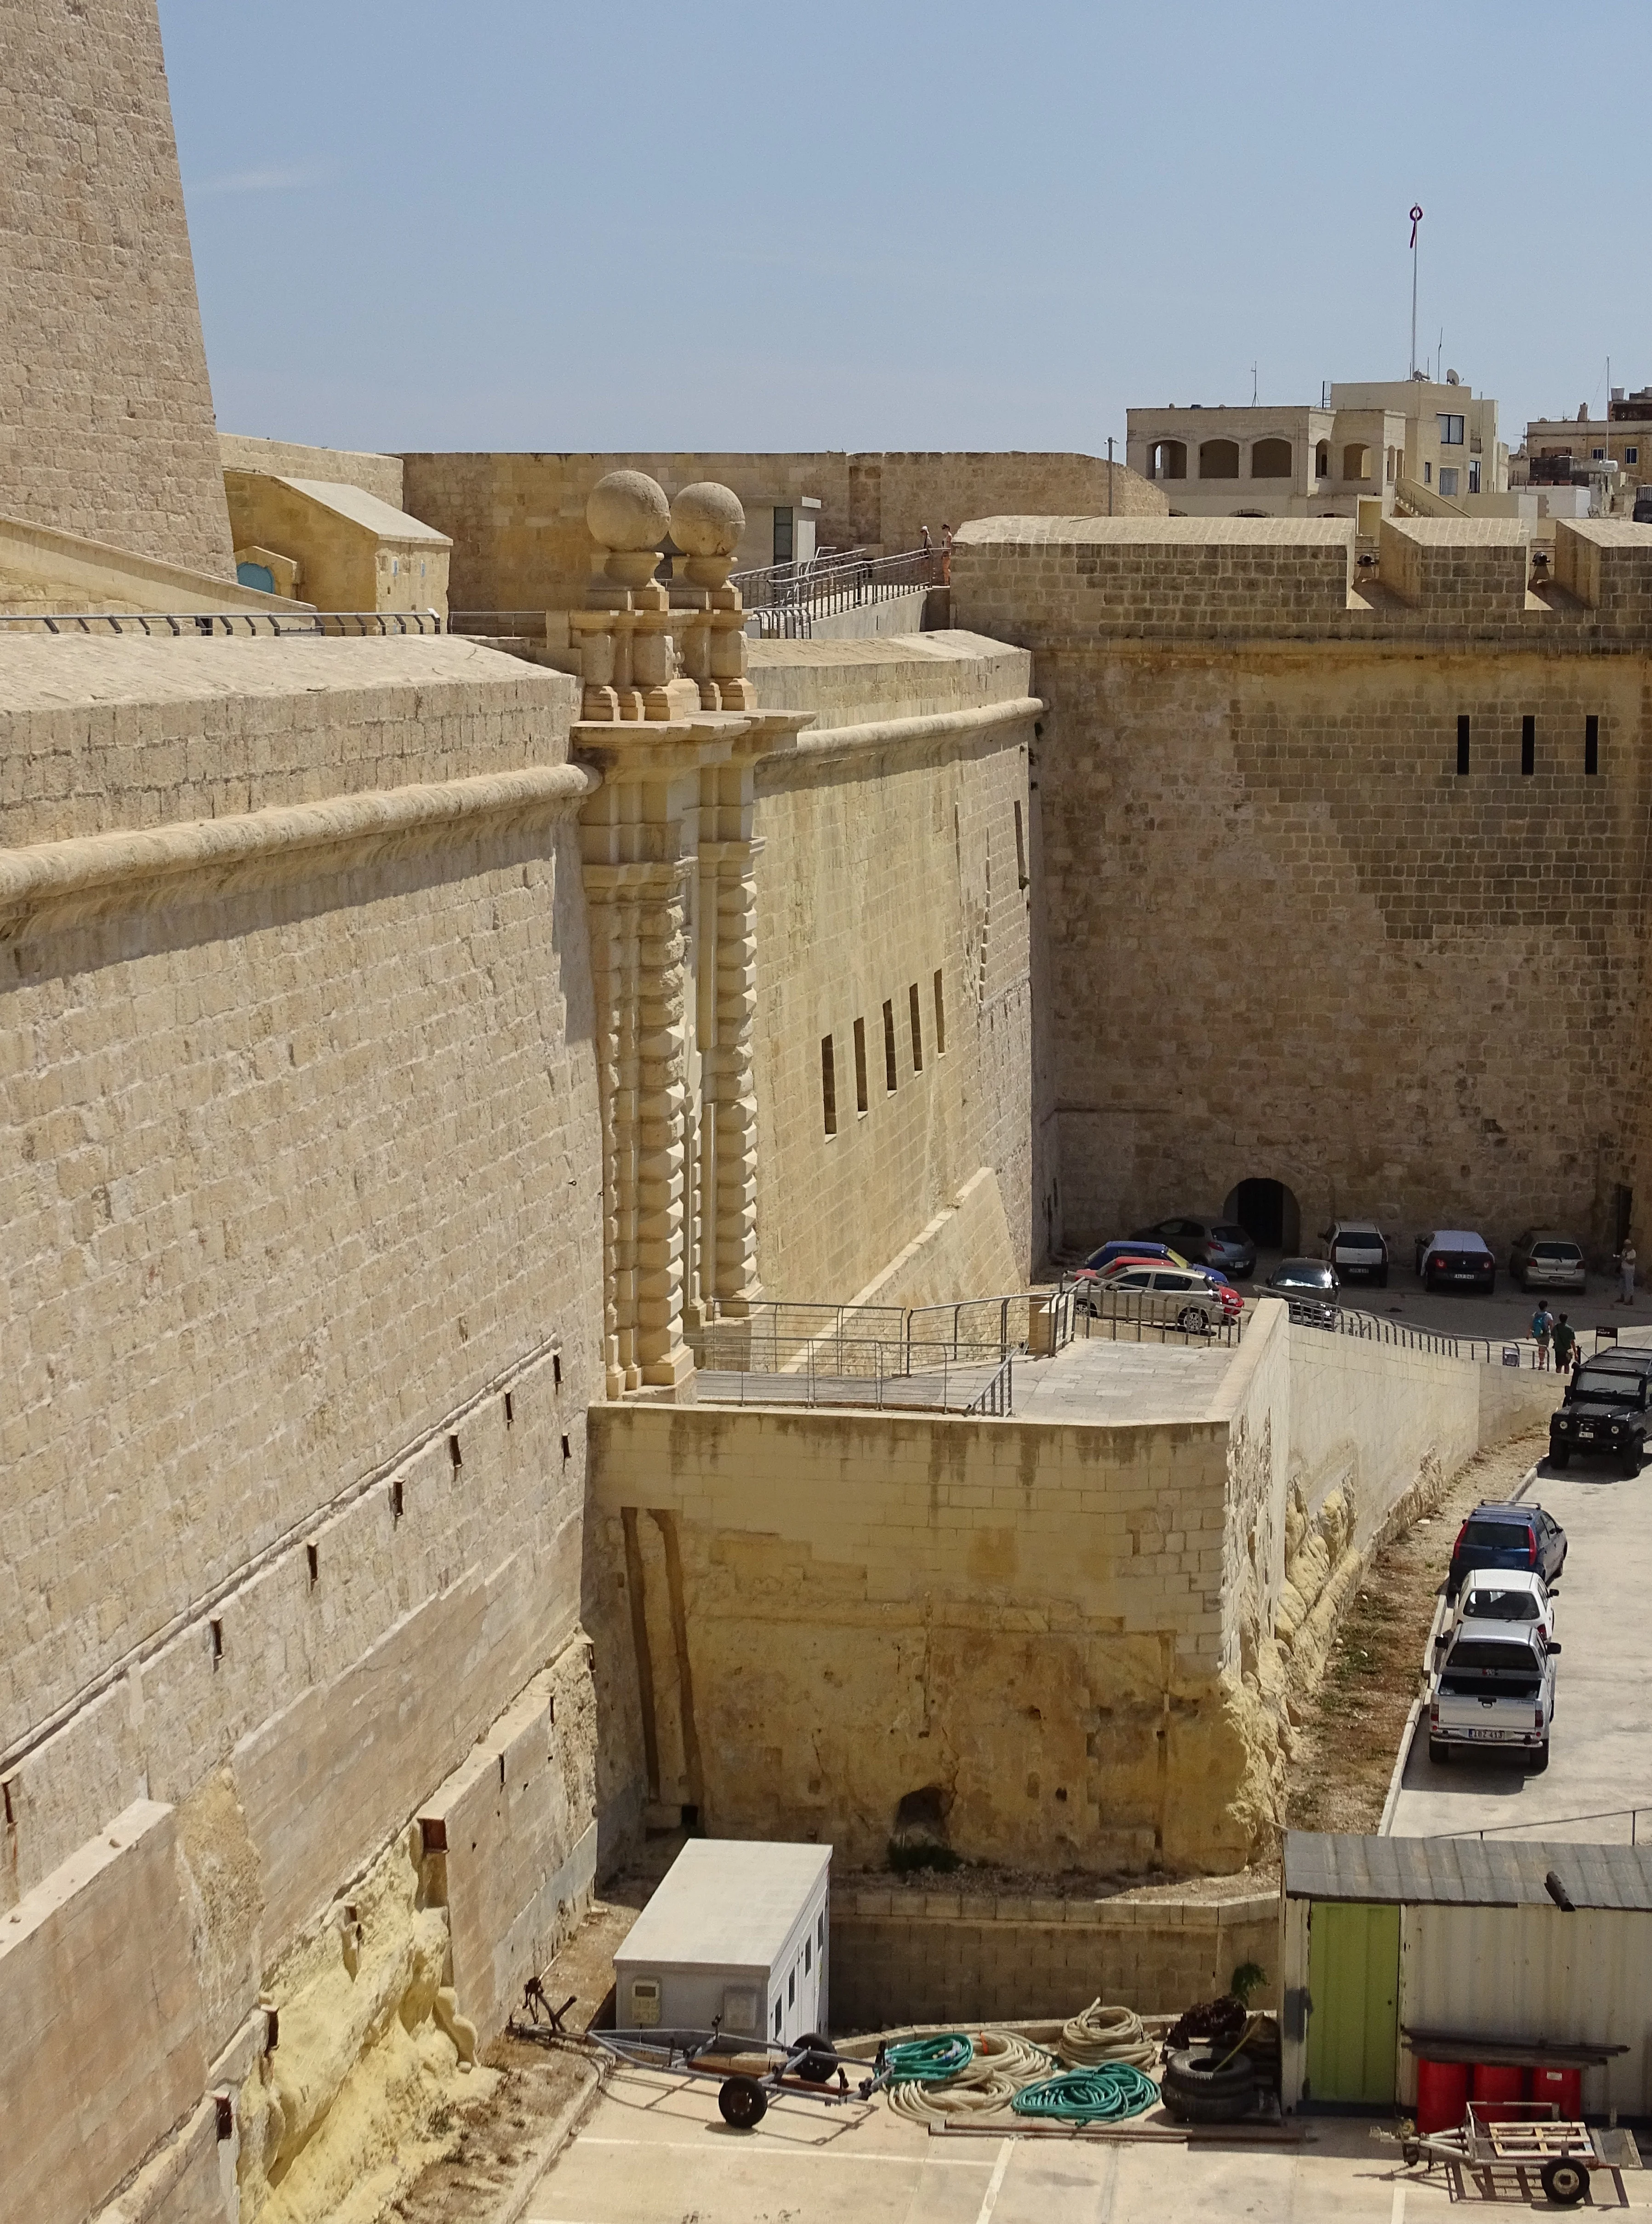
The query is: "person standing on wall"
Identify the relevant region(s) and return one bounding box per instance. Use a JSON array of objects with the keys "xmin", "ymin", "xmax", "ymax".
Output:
[
  {"xmin": 1532, "ymin": 1300, "xmax": 1555, "ymax": 1367},
  {"xmin": 1552, "ymin": 1312, "xmax": 1578, "ymax": 1379},
  {"xmin": 1618, "ymin": 1239, "xmax": 1639, "ymax": 1306}
]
